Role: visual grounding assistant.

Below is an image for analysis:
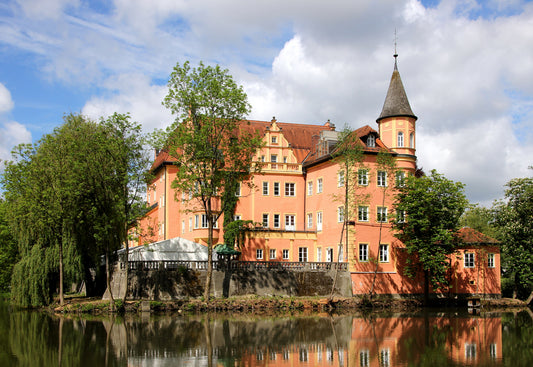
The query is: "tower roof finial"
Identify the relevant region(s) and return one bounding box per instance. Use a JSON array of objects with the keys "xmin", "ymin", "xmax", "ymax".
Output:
[{"xmin": 394, "ymin": 29, "xmax": 398, "ymax": 69}]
